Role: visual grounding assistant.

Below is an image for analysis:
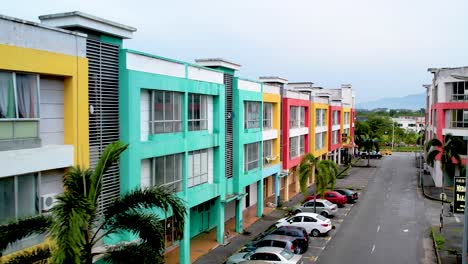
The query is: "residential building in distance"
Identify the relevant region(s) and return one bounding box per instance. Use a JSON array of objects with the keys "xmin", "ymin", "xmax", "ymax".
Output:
[
  {"xmin": 392, "ymin": 116, "xmax": 425, "ymax": 132},
  {"xmin": 425, "ymin": 67, "xmax": 468, "ymax": 187}
]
